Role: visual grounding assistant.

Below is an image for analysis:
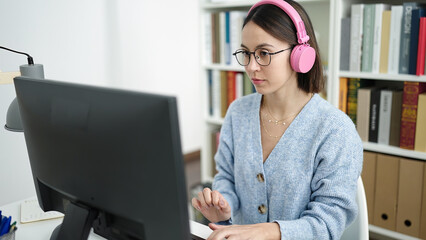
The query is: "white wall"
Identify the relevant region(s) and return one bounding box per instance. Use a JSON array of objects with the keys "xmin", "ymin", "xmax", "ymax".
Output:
[{"xmin": 0, "ymin": 0, "xmax": 201, "ymax": 205}]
